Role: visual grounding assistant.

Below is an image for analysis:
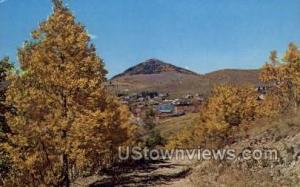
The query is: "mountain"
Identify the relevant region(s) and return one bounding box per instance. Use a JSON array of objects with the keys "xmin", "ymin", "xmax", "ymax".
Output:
[
  {"xmin": 110, "ymin": 59, "xmax": 261, "ymax": 97},
  {"xmin": 112, "ymin": 59, "xmax": 197, "ymax": 79},
  {"xmin": 110, "ymin": 59, "xmax": 209, "ymax": 97}
]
